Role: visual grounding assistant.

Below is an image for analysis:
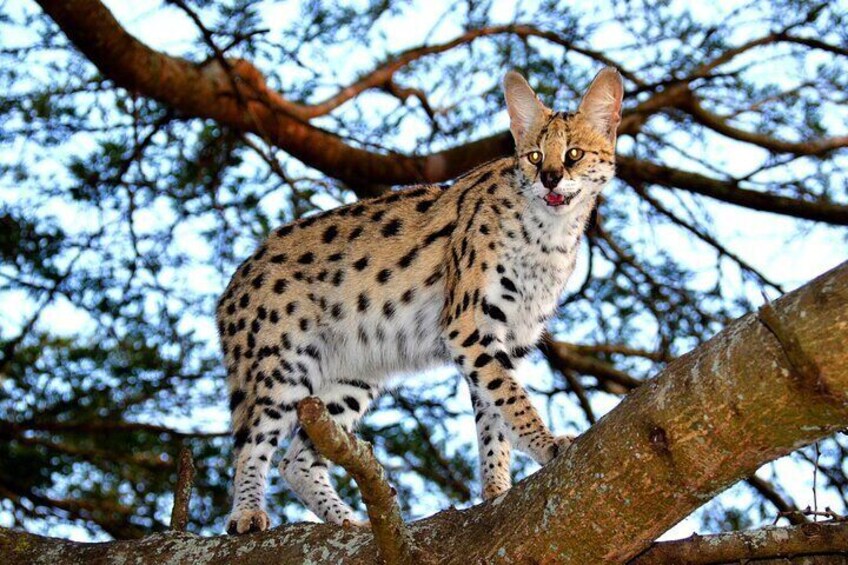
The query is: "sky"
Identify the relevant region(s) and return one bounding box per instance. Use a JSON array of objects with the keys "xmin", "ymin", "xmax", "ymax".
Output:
[{"xmin": 1, "ymin": 0, "xmax": 846, "ymax": 544}]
